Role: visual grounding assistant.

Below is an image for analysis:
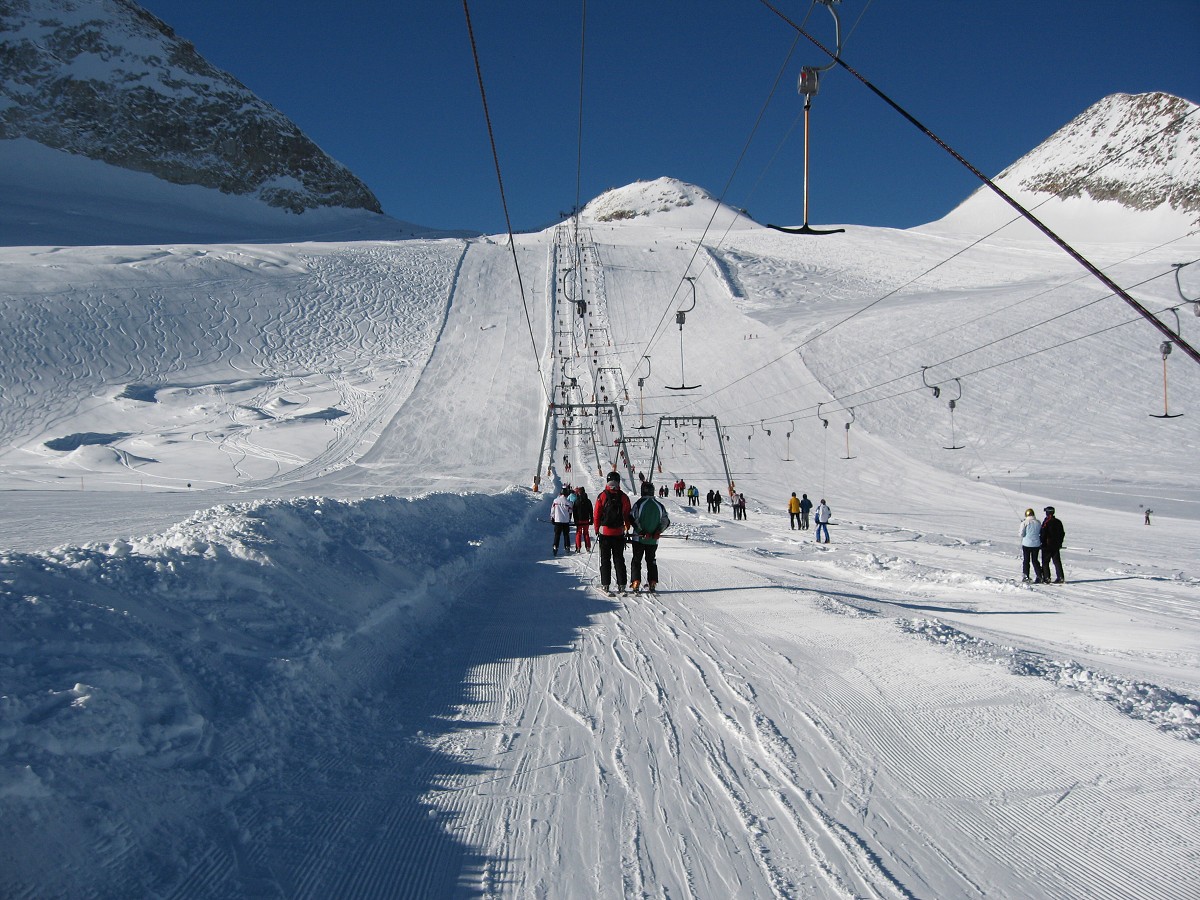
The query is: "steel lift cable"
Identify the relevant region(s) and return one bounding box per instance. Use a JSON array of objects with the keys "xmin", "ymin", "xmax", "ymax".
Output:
[
  {"xmin": 462, "ymin": 0, "xmax": 550, "ymax": 403},
  {"xmin": 759, "ymin": 0, "xmax": 1200, "ymax": 368}
]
